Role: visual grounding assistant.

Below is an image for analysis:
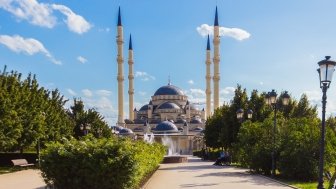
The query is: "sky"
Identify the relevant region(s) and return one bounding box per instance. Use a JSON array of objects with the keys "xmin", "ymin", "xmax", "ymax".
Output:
[{"xmin": 1, "ymin": 0, "xmax": 336, "ymax": 125}]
